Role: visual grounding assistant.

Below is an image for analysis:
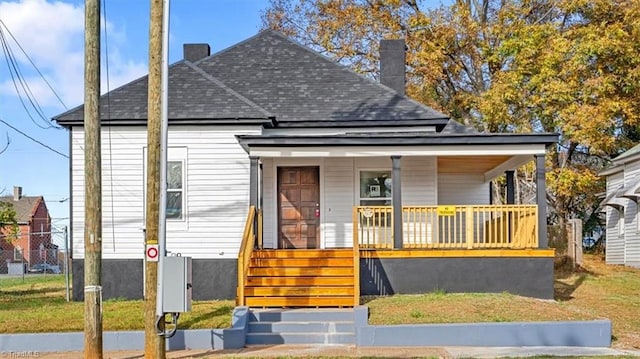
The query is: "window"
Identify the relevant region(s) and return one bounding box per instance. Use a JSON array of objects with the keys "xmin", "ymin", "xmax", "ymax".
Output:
[
  {"xmin": 143, "ymin": 146, "xmax": 187, "ymax": 223},
  {"xmin": 359, "ymin": 170, "xmax": 392, "ymax": 206},
  {"xmin": 166, "ymin": 161, "xmax": 184, "ymax": 219},
  {"xmin": 14, "ymin": 246, "xmax": 22, "ymax": 261}
]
